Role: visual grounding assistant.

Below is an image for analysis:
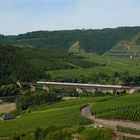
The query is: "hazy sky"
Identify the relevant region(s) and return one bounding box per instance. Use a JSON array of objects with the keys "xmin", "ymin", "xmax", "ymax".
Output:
[{"xmin": 0, "ymin": 0, "xmax": 140, "ymax": 35}]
